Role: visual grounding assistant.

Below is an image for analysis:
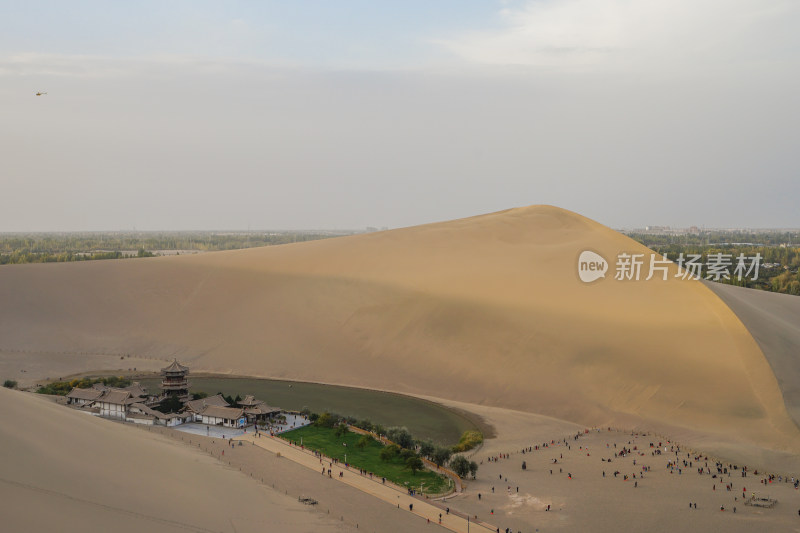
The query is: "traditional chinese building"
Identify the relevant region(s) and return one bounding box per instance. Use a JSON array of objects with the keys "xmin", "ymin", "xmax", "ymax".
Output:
[
  {"xmin": 239, "ymin": 395, "xmax": 281, "ymax": 424},
  {"xmin": 160, "ymin": 359, "xmax": 189, "ymax": 400}
]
